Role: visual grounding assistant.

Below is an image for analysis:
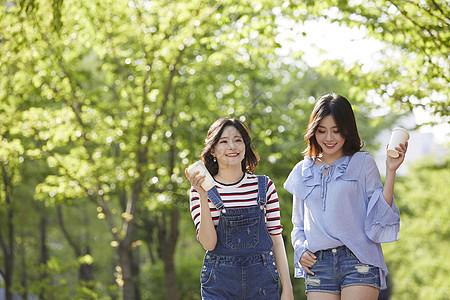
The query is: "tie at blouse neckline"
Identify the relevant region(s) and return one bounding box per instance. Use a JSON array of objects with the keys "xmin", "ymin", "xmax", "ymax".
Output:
[
  {"xmin": 320, "ymin": 165, "xmax": 332, "ymax": 210},
  {"xmin": 302, "ymin": 156, "xmax": 351, "ymax": 211}
]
